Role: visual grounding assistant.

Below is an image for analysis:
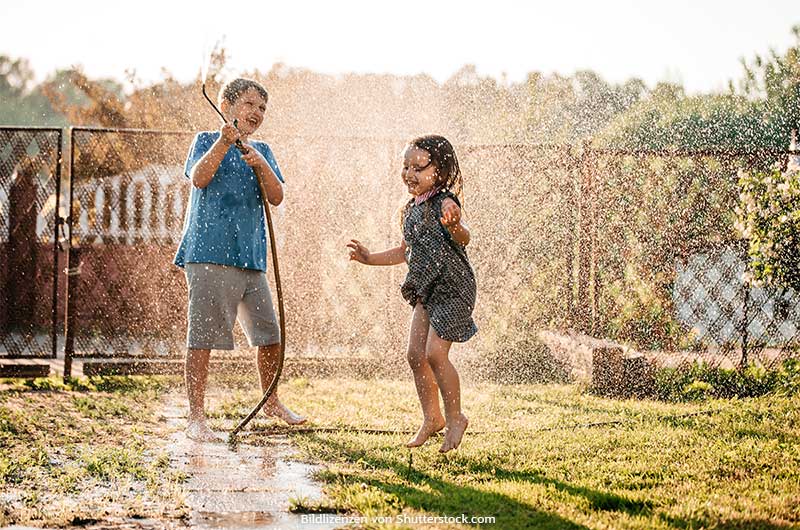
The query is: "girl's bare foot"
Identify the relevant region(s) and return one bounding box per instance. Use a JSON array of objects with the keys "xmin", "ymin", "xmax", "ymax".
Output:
[
  {"xmin": 406, "ymin": 417, "xmax": 446, "ymax": 448},
  {"xmin": 439, "ymin": 413, "xmax": 468, "ymax": 453},
  {"xmin": 186, "ymin": 419, "xmax": 223, "ymax": 442},
  {"xmin": 263, "ymin": 399, "xmax": 306, "ymax": 425}
]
